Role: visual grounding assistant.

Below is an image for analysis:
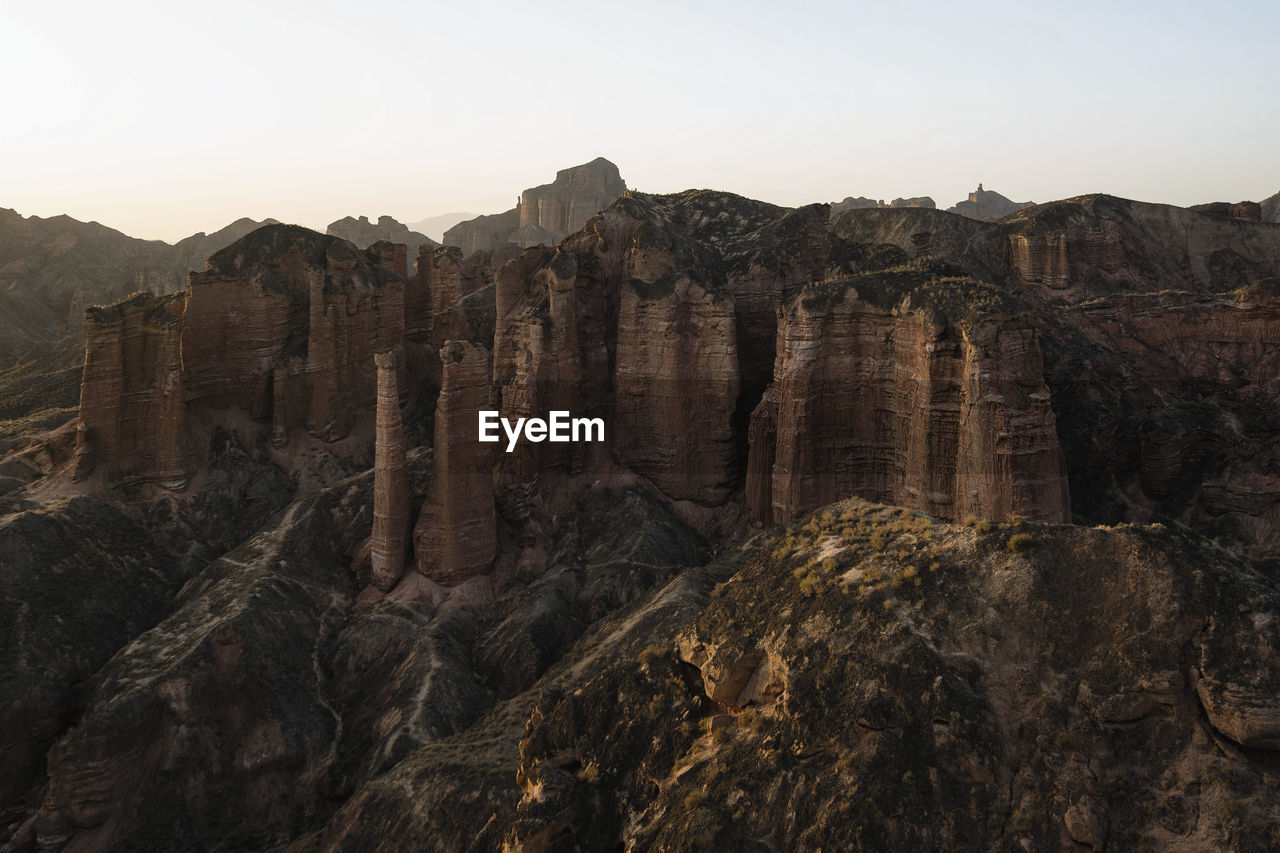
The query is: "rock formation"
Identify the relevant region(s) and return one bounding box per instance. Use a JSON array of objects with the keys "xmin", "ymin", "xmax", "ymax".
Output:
[
  {"xmin": 327, "ymin": 214, "xmax": 438, "ymax": 261},
  {"xmin": 74, "ymin": 225, "xmax": 406, "ymax": 487},
  {"xmin": 13, "ymin": 178, "xmax": 1280, "ymax": 852},
  {"xmin": 444, "ymin": 158, "xmax": 626, "ymax": 254},
  {"xmin": 614, "ymin": 276, "xmax": 740, "ymax": 503},
  {"xmin": 370, "ymin": 349, "xmax": 410, "ymax": 591},
  {"xmin": 414, "ymin": 341, "xmax": 496, "ymax": 584},
  {"xmin": 72, "ymin": 292, "xmax": 191, "ymax": 488},
  {"xmin": 947, "ymin": 183, "xmax": 1033, "ymax": 220},
  {"xmin": 749, "ymin": 275, "xmax": 1069, "ymax": 524},
  {"xmin": 830, "ymin": 195, "xmax": 936, "ymax": 215}
]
